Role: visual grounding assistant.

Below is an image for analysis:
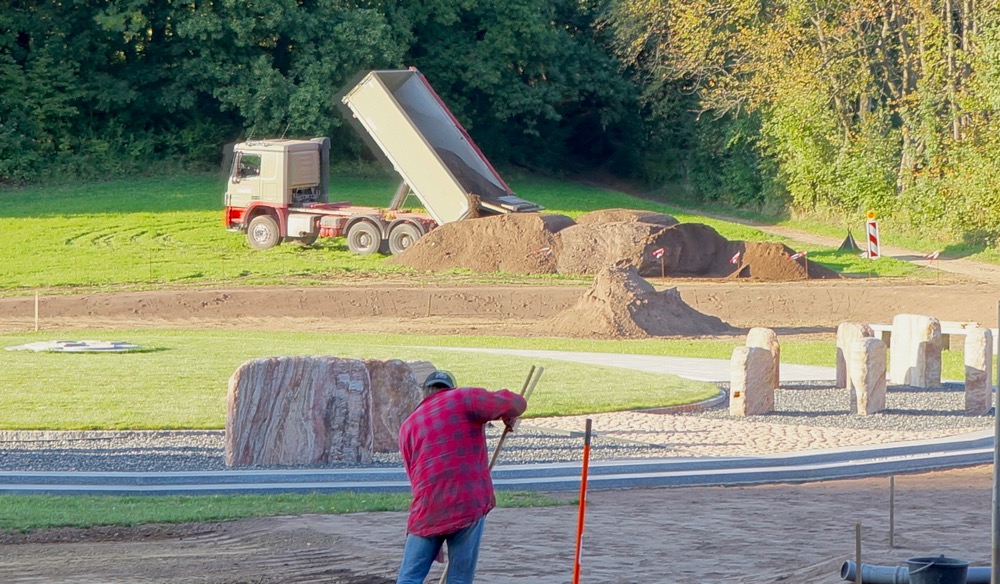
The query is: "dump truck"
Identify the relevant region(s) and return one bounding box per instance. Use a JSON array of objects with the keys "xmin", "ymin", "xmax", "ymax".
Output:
[{"xmin": 222, "ymin": 68, "xmax": 543, "ymax": 254}]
